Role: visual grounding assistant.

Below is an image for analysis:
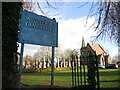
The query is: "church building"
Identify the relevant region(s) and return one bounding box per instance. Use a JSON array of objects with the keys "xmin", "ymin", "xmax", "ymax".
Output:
[{"xmin": 80, "ymin": 37, "xmax": 111, "ymax": 66}]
